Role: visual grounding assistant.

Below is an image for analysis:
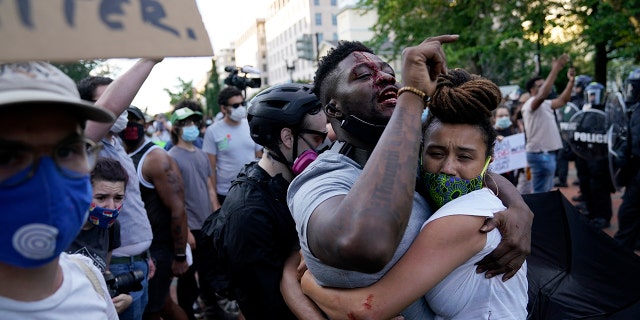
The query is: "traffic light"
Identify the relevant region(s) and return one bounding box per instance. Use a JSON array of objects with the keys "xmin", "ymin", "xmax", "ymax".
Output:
[{"xmin": 296, "ymin": 34, "xmax": 315, "ymax": 61}]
